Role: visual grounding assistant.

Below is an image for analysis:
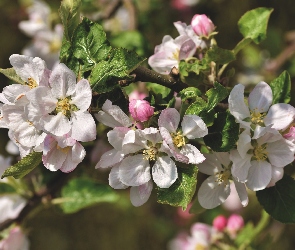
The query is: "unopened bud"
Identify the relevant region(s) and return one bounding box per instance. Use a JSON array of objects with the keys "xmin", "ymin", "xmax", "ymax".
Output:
[
  {"xmin": 191, "ymin": 14, "xmax": 215, "ymax": 37},
  {"xmin": 213, "ymin": 215, "xmax": 227, "ymax": 231},
  {"xmin": 227, "ymin": 214, "xmax": 244, "ymax": 234},
  {"xmin": 129, "ymin": 99, "xmax": 154, "ymax": 122}
]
